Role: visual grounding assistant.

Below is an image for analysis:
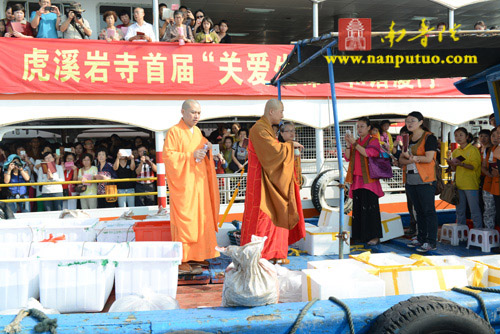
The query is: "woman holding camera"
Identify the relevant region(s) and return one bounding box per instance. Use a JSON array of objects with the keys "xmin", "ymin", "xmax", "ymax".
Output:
[
  {"xmin": 96, "ymin": 148, "xmax": 116, "ymax": 208},
  {"xmin": 3, "ymin": 154, "xmax": 30, "ymax": 213},
  {"xmin": 77, "ymin": 153, "xmax": 98, "ymax": 209},
  {"xmin": 448, "ymin": 127, "xmax": 483, "ymax": 228},
  {"xmin": 113, "ymin": 149, "xmax": 136, "ymax": 208},
  {"xmin": 30, "ymin": 0, "xmax": 60, "ymax": 38},
  {"xmin": 345, "ymin": 117, "xmax": 384, "ymax": 246},
  {"xmin": 37, "ymin": 152, "xmax": 65, "ymax": 212},
  {"xmin": 62, "ymin": 152, "xmax": 78, "ymax": 210}
]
